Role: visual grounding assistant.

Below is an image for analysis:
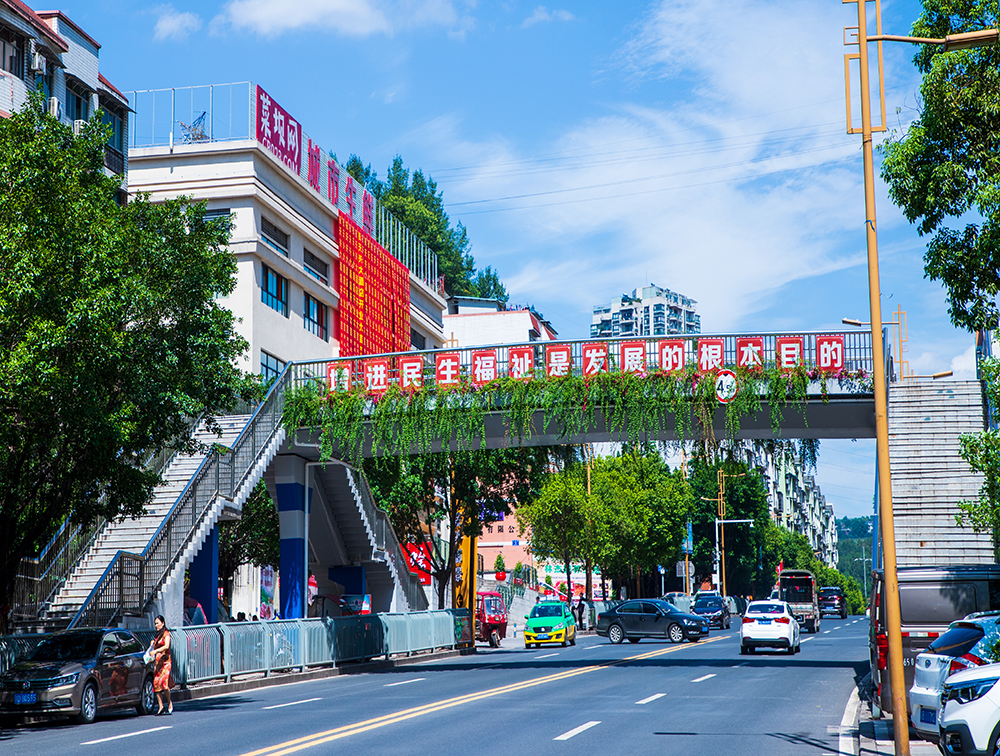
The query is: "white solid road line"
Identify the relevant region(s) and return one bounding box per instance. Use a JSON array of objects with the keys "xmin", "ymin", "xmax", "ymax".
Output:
[
  {"xmin": 384, "ymin": 678, "xmax": 426, "ymax": 687},
  {"xmin": 691, "ymin": 674, "xmax": 716, "ymax": 683},
  {"xmin": 82, "ymin": 726, "xmax": 172, "ymax": 745},
  {"xmin": 839, "ymin": 687, "xmax": 862, "ymax": 756},
  {"xmin": 635, "ymin": 693, "xmax": 667, "ymax": 705},
  {"xmin": 802, "ymin": 638, "xmax": 814, "ymax": 643},
  {"xmin": 263, "ymin": 697, "xmax": 323, "ymax": 709},
  {"xmin": 554, "ymin": 721, "xmax": 601, "ymax": 740},
  {"xmin": 536, "ymin": 653, "xmax": 559, "ymax": 659}
]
